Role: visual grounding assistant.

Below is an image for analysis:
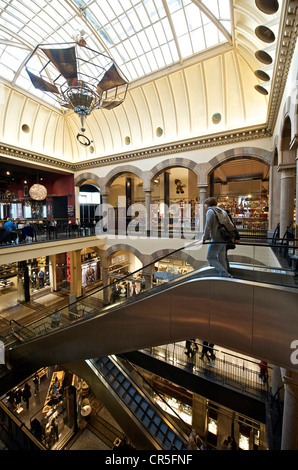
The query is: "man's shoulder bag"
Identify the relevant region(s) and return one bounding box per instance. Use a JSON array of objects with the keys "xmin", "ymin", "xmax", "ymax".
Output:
[{"xmin": 213, "ymin": 209, "xmax": 239, "ymax": 243}]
